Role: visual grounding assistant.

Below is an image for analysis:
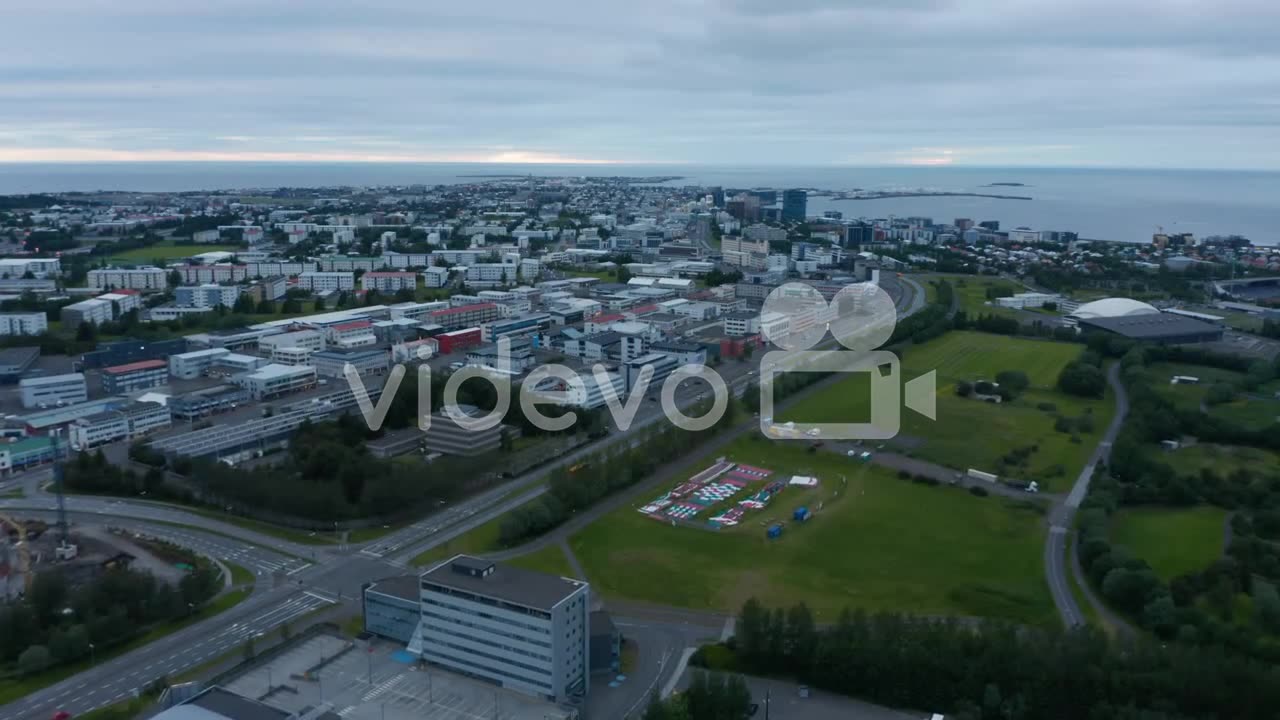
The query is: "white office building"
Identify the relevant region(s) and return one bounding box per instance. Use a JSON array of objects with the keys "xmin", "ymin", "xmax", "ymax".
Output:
[
  {"xmin": 299, "ymin": 272, "xmax": 356, "ymax": 292},
  {"xmin": 258, "ymin": 329, "xmax": 326, "ymax": 359},
  {"xmin": 169, "ymin": 348, "xmax": 232, "ymax": 379},
  {"xmin": 237, "ymin": 363, "xmax": 317, "ymax": 400},
  {"xmin": 410, "ymin": 556, "xmax": 590, "ymax": 704},
  {"xmin": 20, "ymin": 373, "xmax": 88, "ymax": 409},
  {"xmin": 0, "ymin": 312, "xmax": 49, "ymax": 336}
]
